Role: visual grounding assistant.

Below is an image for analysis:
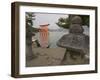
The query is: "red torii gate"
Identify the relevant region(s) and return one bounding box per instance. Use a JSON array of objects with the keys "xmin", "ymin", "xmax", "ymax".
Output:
[{"xmin": 39, "ymin": 24, "xmax": 49, "ymax": 48}]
